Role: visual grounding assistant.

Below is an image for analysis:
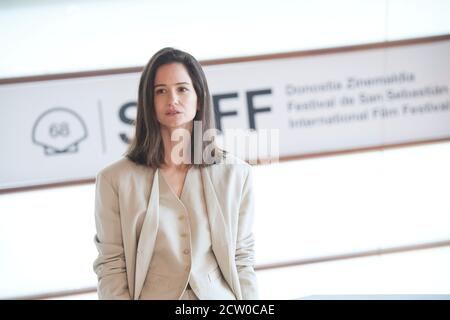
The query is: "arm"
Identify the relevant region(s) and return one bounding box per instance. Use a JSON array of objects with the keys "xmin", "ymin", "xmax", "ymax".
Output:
[
  {"xmin": 93, "ymin": 172, "xmax": 131, "ymax": 299},
  {"xmin": 235, "ymin": 166, "xmax": 259, "ymax": 299}
]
